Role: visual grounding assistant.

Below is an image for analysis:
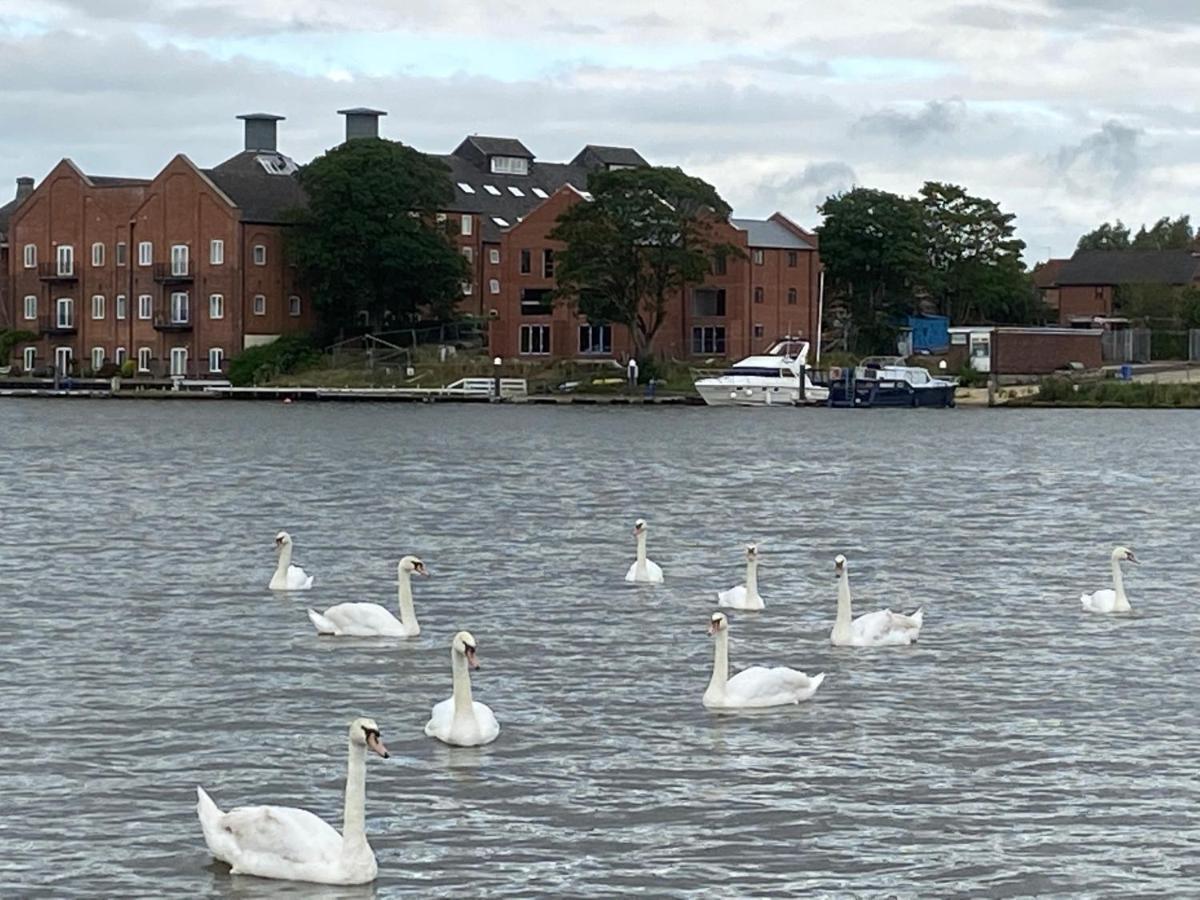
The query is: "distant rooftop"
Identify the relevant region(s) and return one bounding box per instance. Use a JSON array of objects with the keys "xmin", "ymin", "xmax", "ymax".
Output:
[
  {"xmin": 1055, "ymin": 249, "xmax": 1200, "ymax": 286},
  {"xmin": 732, "ymin": 217, "xmax": 814, "ymax": 250}
]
